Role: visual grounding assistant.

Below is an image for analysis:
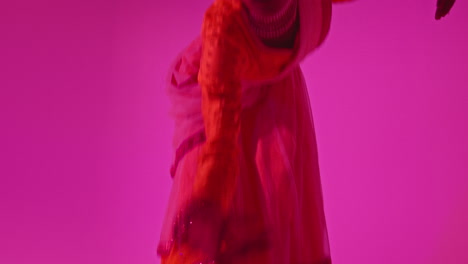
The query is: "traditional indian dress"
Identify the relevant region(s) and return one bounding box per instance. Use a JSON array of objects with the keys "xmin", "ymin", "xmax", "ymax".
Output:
[{"xmin": 158, "ymin": 0, "xmax": 337, "ymax": 263}]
